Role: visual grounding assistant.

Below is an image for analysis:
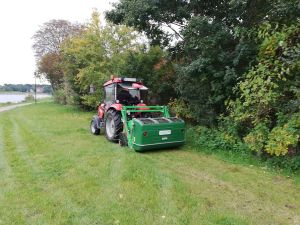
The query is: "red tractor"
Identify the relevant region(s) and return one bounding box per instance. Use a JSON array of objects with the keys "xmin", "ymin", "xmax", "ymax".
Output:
[
  {"xmin": 90, "ymin": 77, "xmax": 148, "ymax": 141},
  {"xmin": 90, "ymin": 77, "xmax": 185, "ymax": 151}
]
